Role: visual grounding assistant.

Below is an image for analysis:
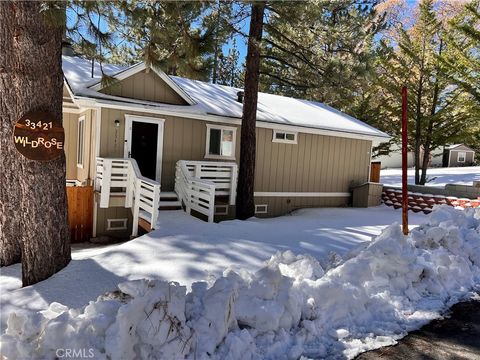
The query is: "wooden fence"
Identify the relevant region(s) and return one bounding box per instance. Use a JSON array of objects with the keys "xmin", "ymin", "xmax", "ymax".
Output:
[{"xmin": 66, "ymin": 186, "xmax": 93, "ymax": 243}]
